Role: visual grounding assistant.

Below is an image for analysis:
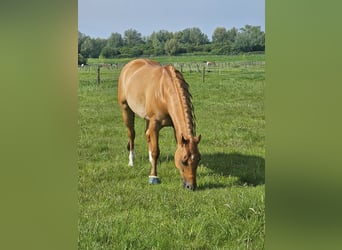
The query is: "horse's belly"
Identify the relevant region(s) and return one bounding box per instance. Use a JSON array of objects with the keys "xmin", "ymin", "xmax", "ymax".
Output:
[{"xmin": 127, "ymin": 97, "xmax": 147, "ymax": 119}]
